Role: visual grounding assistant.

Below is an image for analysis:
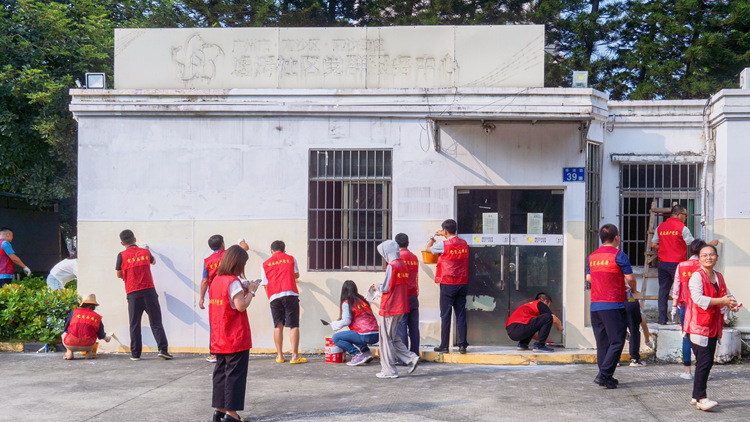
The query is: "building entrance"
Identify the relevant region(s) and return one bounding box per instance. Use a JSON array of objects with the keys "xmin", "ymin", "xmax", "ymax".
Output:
[{"xmin": 457, "ymin": 189, "xmax": 564, "ymax": 346}]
